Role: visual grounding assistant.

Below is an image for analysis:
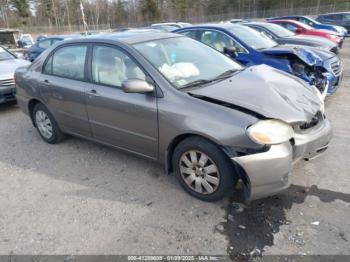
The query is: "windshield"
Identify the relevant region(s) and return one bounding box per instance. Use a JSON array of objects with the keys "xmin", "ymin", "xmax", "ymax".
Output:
[
  {"xmin": 133, "ymin": 37, "xmax": 243, "ymax": 89},
  {"xmin": 296, "ymin": 21, "xmax": 313, "ymax": 30},
  {"xmin": 21, "ymin": 36, "xmax": 33, "ymax": 45},
  {"xmin": 304, "ymin": 17, "xmax": 322, "ymax": 25},
  {"xmin": 0, "ymin": 47, "xmax": 15, "ymax": 61},
  {"xmin": 229, "ymin": 26, "xmax": 278, "ymax": 50},
  {"xmin": 262, "ymin": 23, "xmax": 295, "ymax": 37}
]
